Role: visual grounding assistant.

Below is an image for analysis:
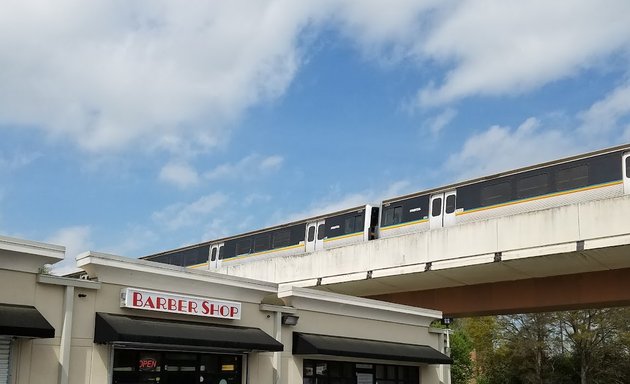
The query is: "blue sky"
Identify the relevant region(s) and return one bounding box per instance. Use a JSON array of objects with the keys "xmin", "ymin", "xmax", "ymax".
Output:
[{"xmin": 1, "ymin": 1, "xmax": 630, "ymax": 274}]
